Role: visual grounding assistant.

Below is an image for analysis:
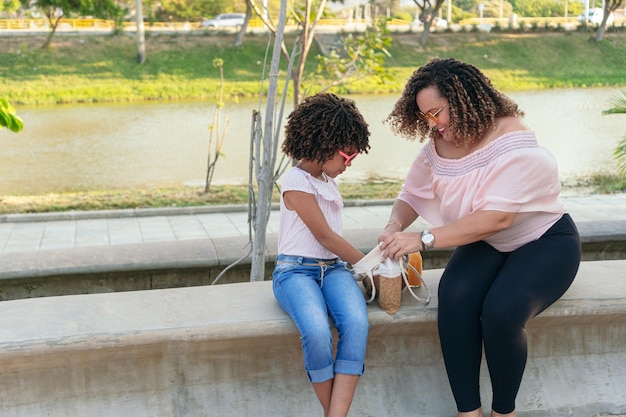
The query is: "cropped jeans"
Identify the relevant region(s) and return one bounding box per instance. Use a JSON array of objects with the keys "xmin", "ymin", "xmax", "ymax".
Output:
[{"xmin": 272, "ymin": 254, "xmax": 369, "ymax": 383}]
